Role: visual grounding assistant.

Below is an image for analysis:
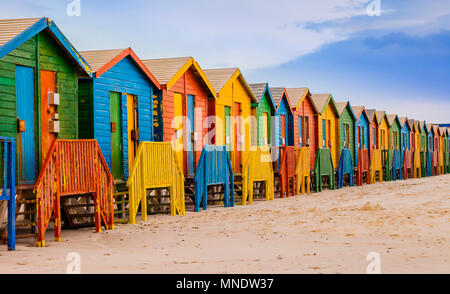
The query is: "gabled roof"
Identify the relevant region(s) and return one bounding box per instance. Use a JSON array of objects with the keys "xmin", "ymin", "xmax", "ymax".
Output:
[
  {"xmin": 376, "ymin": 110, "xmax": 386, "ymax": 126},
  {"xmin": 310, "ymin": 94, "xmax": 339, "ymax": 117},
  {"xmin": 142, "ymin": 57, "xmax": 216, "ymax": 96},
  {"xmin": 365, "ymin": 109, "xmax": 377, "ymax": 124},
  {"xmin": 0, "ymin": 17, "xmax": 92, "ymax": 77},
  {"xmin": 439, "ymin": 127, "xmax": 447, "ymax": 137},
  {"xmin": 203, "ymin": 68, "xmax": 256, "ymax": 102},
  {"xmin": 249, "ymin": 83, "xmax": 276, "ymax": 111},
  {"xmin": 335, "ymin": 101, "xmax": 356, "ymax": 121},
  {"xmin": 386, "ymin": 114, "xmax": 400, "ymax": 128},
  {"xmin": 414, "ymin": 120, "xmax": 421, "ymax": 133},
  {"xmin": 432, "ymin": 125, "xmax": 441, "ymax": 136},
  {"xmin": 285, "ymin": 88, "xmax": 309, "ymax": 109},
  {"xmin": 270, "ymin": 87, "xmax": 293, "ymax": 113},
  {"xmin": 203, "ymin": 68, "xmax": 236, "ymax": 93},
  {"xmin": 426, "ymin": 123, "xmax": 434, "ymax": 135},
  {"xmin": 408, "ymin": 119, "xmax": 415, "ymax": 131},
  {"xmin": 399, "ymin": 117, "xmax": 411, "ymax": 131},
  {"xmin": 80, "ymin": 48, "xmax": 160, "ymax": 88},
  {"xmin": 421, "ymin": 121, "xmax": 429, "ymax": 133},
  {"xmin": 351, "ymin": 106, "xmax": 369, "ymax": 123}
]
